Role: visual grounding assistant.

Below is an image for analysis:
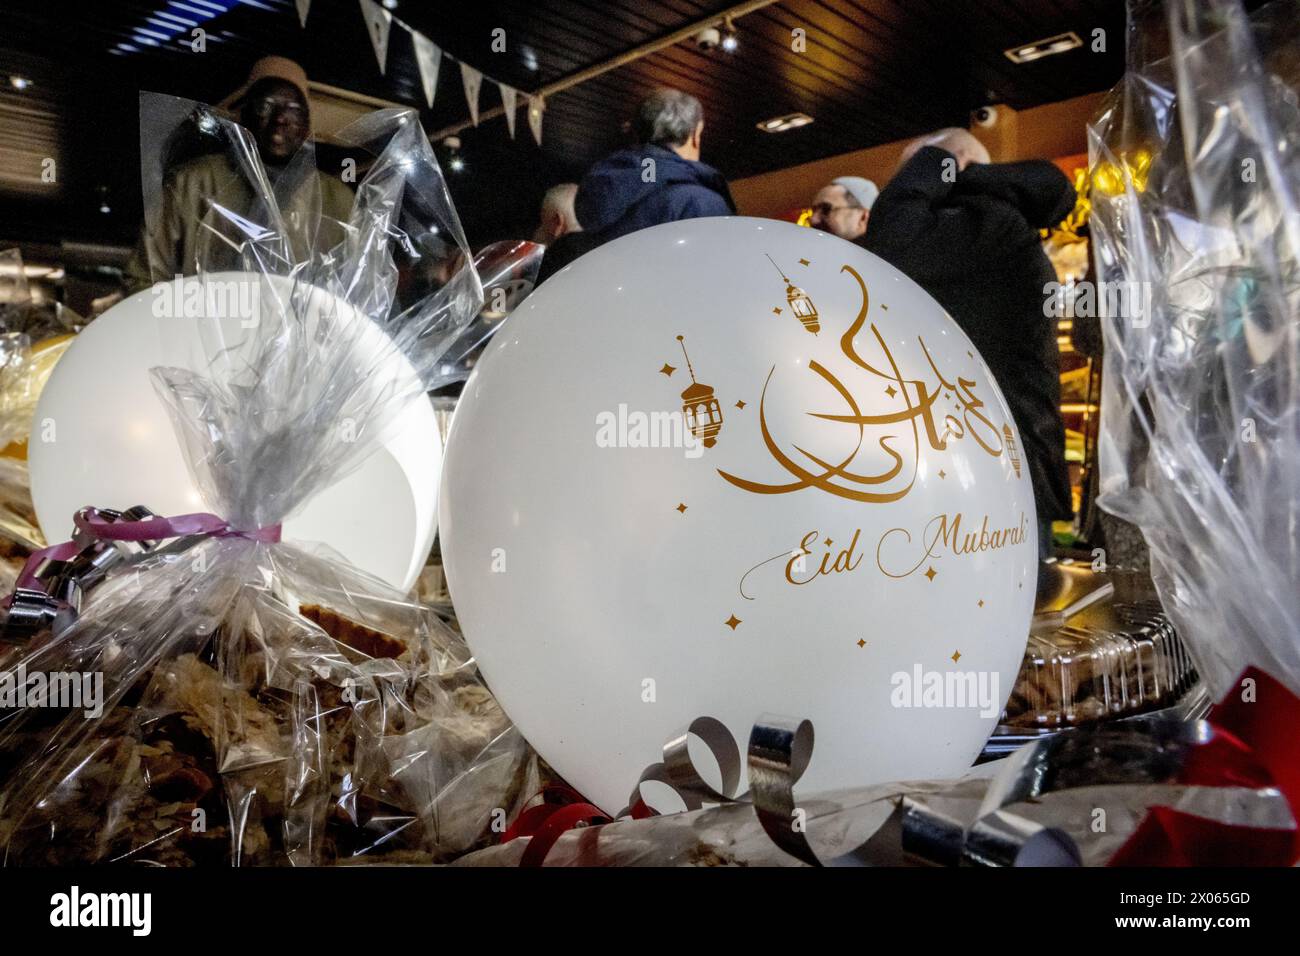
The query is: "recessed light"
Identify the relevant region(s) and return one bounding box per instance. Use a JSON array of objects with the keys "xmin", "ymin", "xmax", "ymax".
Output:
[
  {"xmin": 382, "ymin": 0, "xmax": 398, "ymax": 9},
  {"xmin": 1004, "ymin": 32, "xmax": 1082, "ymax": 64},
  {"xmin": 9, "ymin": 75, "xmax": 32, "ymax": 91},
  {"xmin": 757, "ymin": 112, "xmax": 813, "ymax": 133},
  {"xmin": 153, "ymin": 10, "xmax": 197, "ymax": 28}
]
